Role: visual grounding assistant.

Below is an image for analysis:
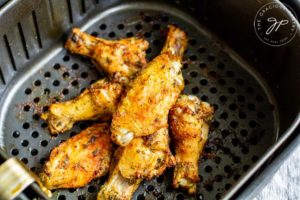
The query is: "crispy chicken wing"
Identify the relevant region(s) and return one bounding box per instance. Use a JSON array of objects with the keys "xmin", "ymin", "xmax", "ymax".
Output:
[
  {"xmin": 98, "ymin": 128, "xmax": 175, "ymax": 200},
  {"xmin": 65, "ymin": 28, "xmax": 149, "ymax": 84},
  {"xmin": 111, "ymin": 25, "xmax": 187, "ymax": 146},
  {"xmin": 41, "ymin": 79, "xmax": 123, "ymax": 134},
  {"xmin": 39, "ymin": 123, "xmax": 112, "ymax": 189},
  {"xmin": 169, "ymin": 95, "xmax": 214, "ymax": 194}
]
